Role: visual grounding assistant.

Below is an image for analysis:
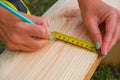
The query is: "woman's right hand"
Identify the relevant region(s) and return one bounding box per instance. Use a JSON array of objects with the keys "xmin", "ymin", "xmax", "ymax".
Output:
[{"xmin": 0, "ymin": 7, "xmax": 51, "ymax": 52}]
